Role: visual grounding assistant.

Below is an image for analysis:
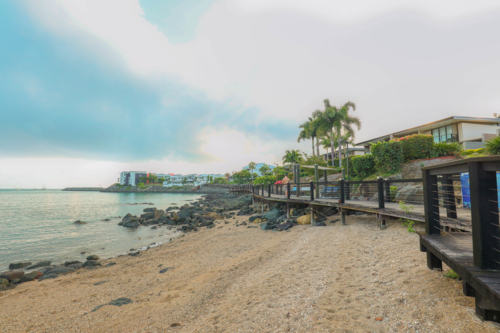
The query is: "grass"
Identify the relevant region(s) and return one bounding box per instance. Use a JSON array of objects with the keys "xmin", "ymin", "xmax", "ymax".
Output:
[{"xmin": 444, "ymin": 269, "xmax": 460, "ymax": 280}]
